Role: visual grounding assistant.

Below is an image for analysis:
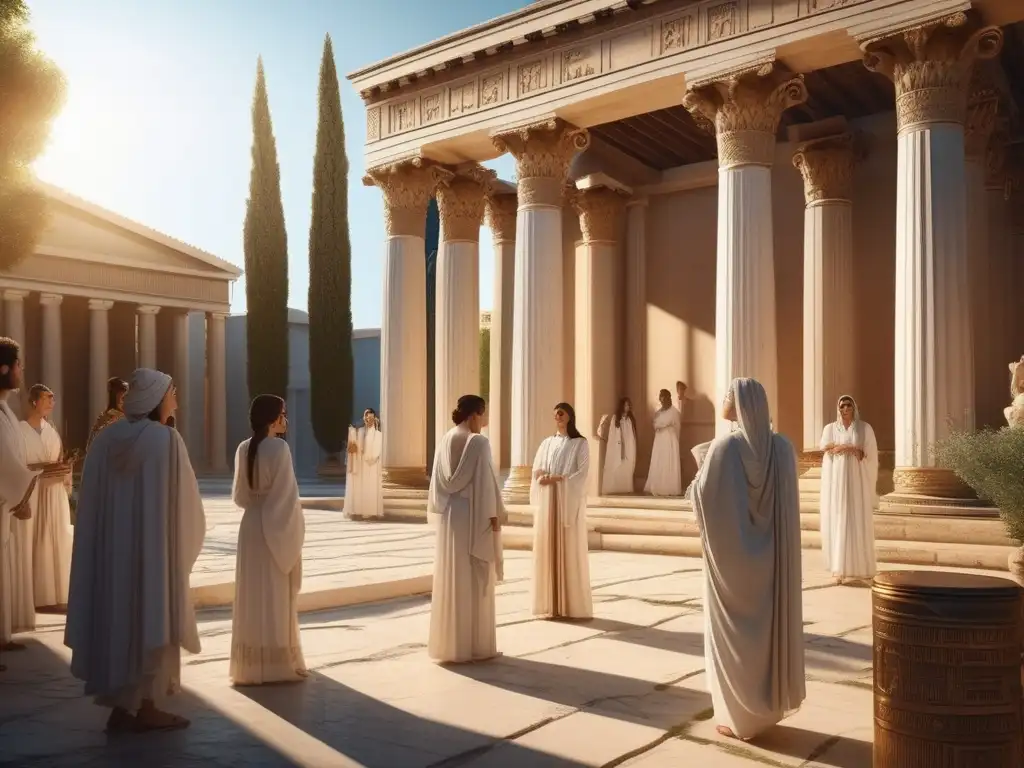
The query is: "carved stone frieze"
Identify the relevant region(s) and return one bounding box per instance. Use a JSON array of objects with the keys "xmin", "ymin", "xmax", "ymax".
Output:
[
  {"xmin": 791, "ymin": 133, "xmax": 860, "ymax": 204},
  {"xmin": 861, "ymin": 12, "xmax": 1003, "ymax": 133},
  {"xmin": 964, "ymin": 66, "xmax": 1000, "ymax": 161},
  {"xmin": 682, "ymin": 61, "xmax": 808, "ymax": 168},
  {"xmin": 435, "ymin": 165, "xmax": 496, "ymax": 242},
  {"xmin": 485, "ymin": 193, "xmax": 518, "ymax": 243},
  {"xmin": 363, "ymin": 158, "xmax": 451, "ymax": 237},
  {"xmin": 492, "ymin": 118, "xmax": 590, "ymax": 207},
  {"xmin": 569, "ymin": 186, "xmax": 628, "ymax": 243}
]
